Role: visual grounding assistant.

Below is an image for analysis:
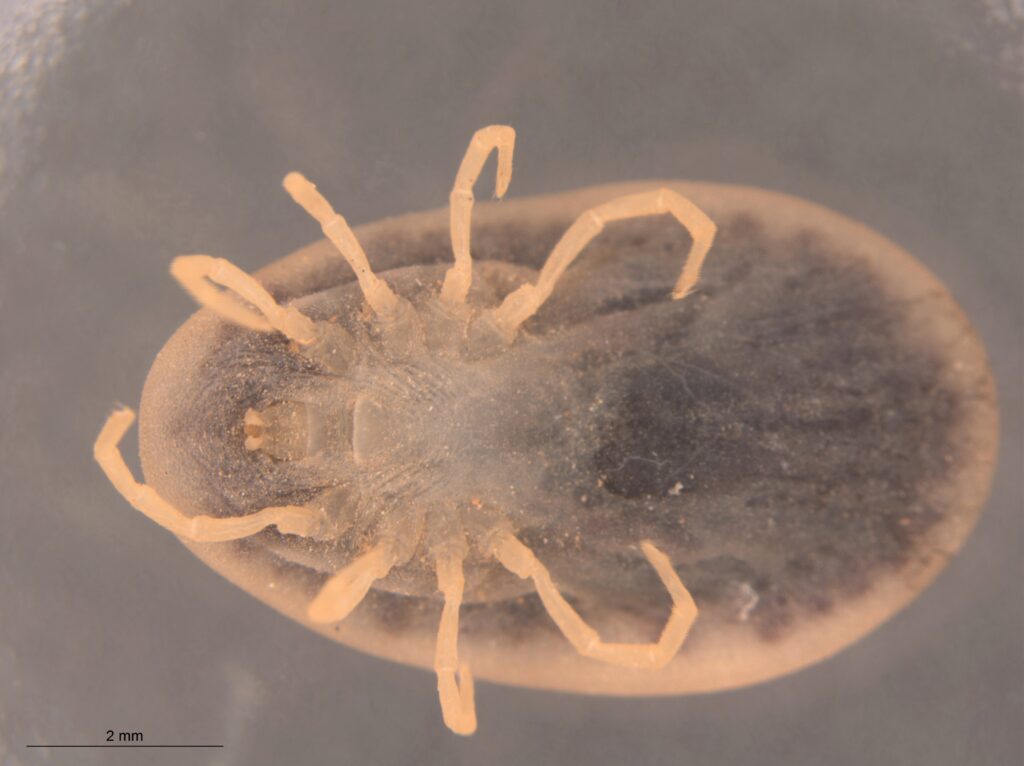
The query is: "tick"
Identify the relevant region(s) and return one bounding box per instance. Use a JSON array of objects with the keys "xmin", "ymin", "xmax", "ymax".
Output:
[{"xmin": 95, "ymin": 126, "xmax": 997, "ymax": 735}]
